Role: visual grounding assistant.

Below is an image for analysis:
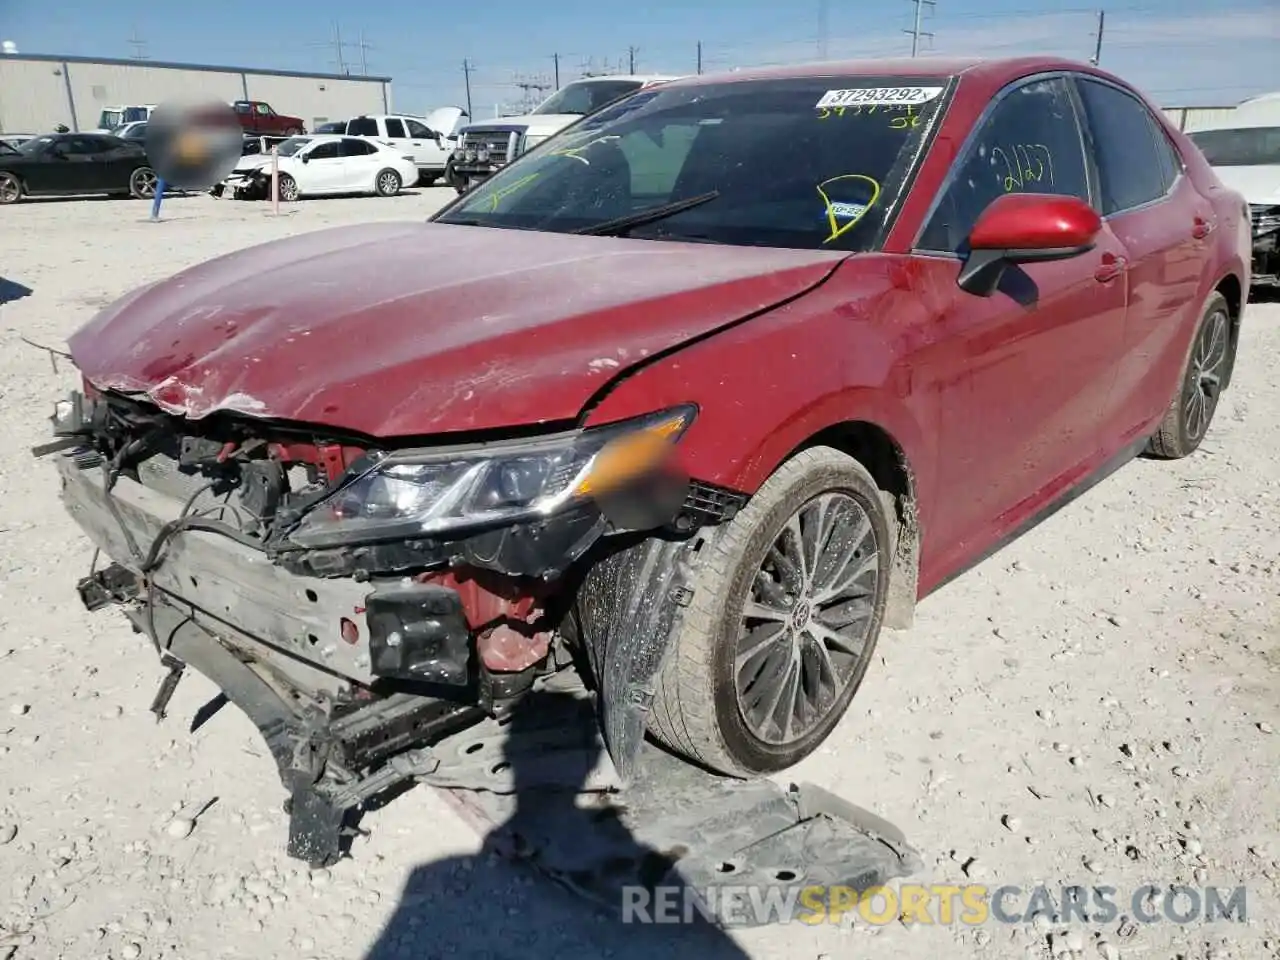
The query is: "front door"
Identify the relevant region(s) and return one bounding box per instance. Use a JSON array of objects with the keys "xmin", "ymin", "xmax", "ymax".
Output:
[
  {"xmin": 298, "ymin": 140, "xmax": 347, "ymax": 193},
  {"xmin": 405, "ymin": 118, "xmax": 449, "ymax": 171},
  {"xmin": 915, "ymin": 74, "xmax": 1130, "ymax": 571}
]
